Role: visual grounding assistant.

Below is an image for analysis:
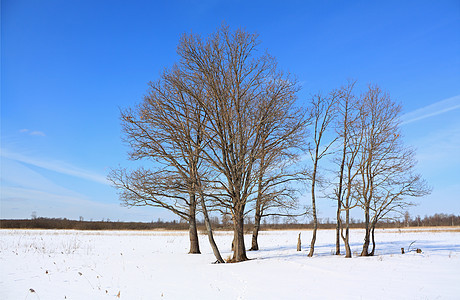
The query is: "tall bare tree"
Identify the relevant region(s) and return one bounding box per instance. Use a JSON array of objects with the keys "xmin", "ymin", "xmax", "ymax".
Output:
[
  {"xmin": 175, "ymin": 26, "xmax": 305, "ymax": 262},
  {"xmin": 332, "ymin": 81, "xmax": 358, "ymax": 256},
  {"xmin": 330, "ymin": 81, "xmax": 368, "ymax": 258},
  {"xmin": 307, "ymin": 93, "xmax": 337, "ymax": 257},
  {"xmin": 108, "ymin": 69, "xmax": 212, "ymax": 256},
  {"xmin": 356, "ymin": 85, "xmax": 430, "ymax": 256}
]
